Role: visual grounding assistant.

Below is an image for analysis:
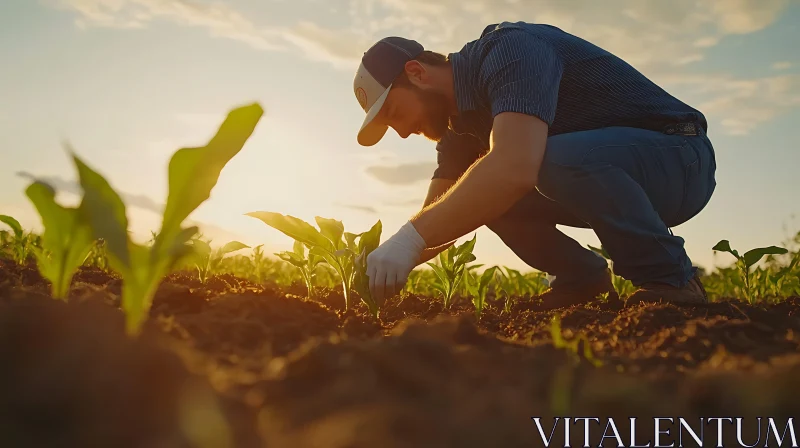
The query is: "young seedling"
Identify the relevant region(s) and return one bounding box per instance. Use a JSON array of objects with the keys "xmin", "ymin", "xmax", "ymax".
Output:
[
  {"xmin": 22, "ymin": 184, "xmax": 95, "ymax": 300},
  {"xmin": 587, "ymin": 244, "xmax": 636, "ymax": 299},
  {"xmin": 495, "ymin": 269, "xmax": 515, "ymax": 314},
  {"xmin": 83, "ymin": 238, "xmax": 111, "ymax": 271},
  {"xmin": 550, "ymin": 314, "xmax": 602, "ymax": 367},
  {"xmin": 0, "ymin": 214, "xmax": 34, "ymax": 265},
  {"xmin": 427, "ymin": 234, "xmax": 477, "ymax": 309},
  {"xmin": 275, "ymin": 240, "xmax": 323, "ymax": 298},
  {"xmin": 465, "ymin": 265, "xmax": 497, "ymax": 319},
  {"xmin": 712, "ymin": 239, "xmax": 789, "ymax": 304},
  {"xmin": 191, "ymin": 239, "xmax": 250, "ymax": 283},
  {"xmin": 246, "ymin": 212, "xmax": 383, "ymax": 316},
  {"xmin": 75, "ymin": 102, "xmax": 263, "ymax": 334}
]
